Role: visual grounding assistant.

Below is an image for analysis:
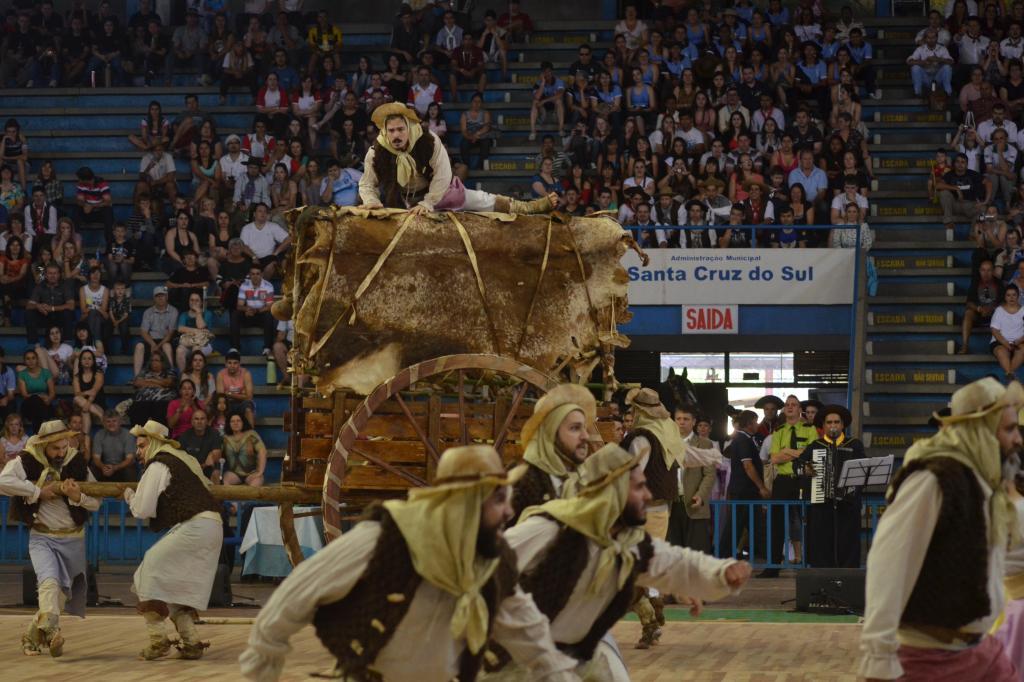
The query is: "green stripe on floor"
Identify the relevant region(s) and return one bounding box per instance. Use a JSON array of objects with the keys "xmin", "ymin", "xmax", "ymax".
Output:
[{"xmin": 622, "ymin": 608, "xmax": 860, "ymax": 623}]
